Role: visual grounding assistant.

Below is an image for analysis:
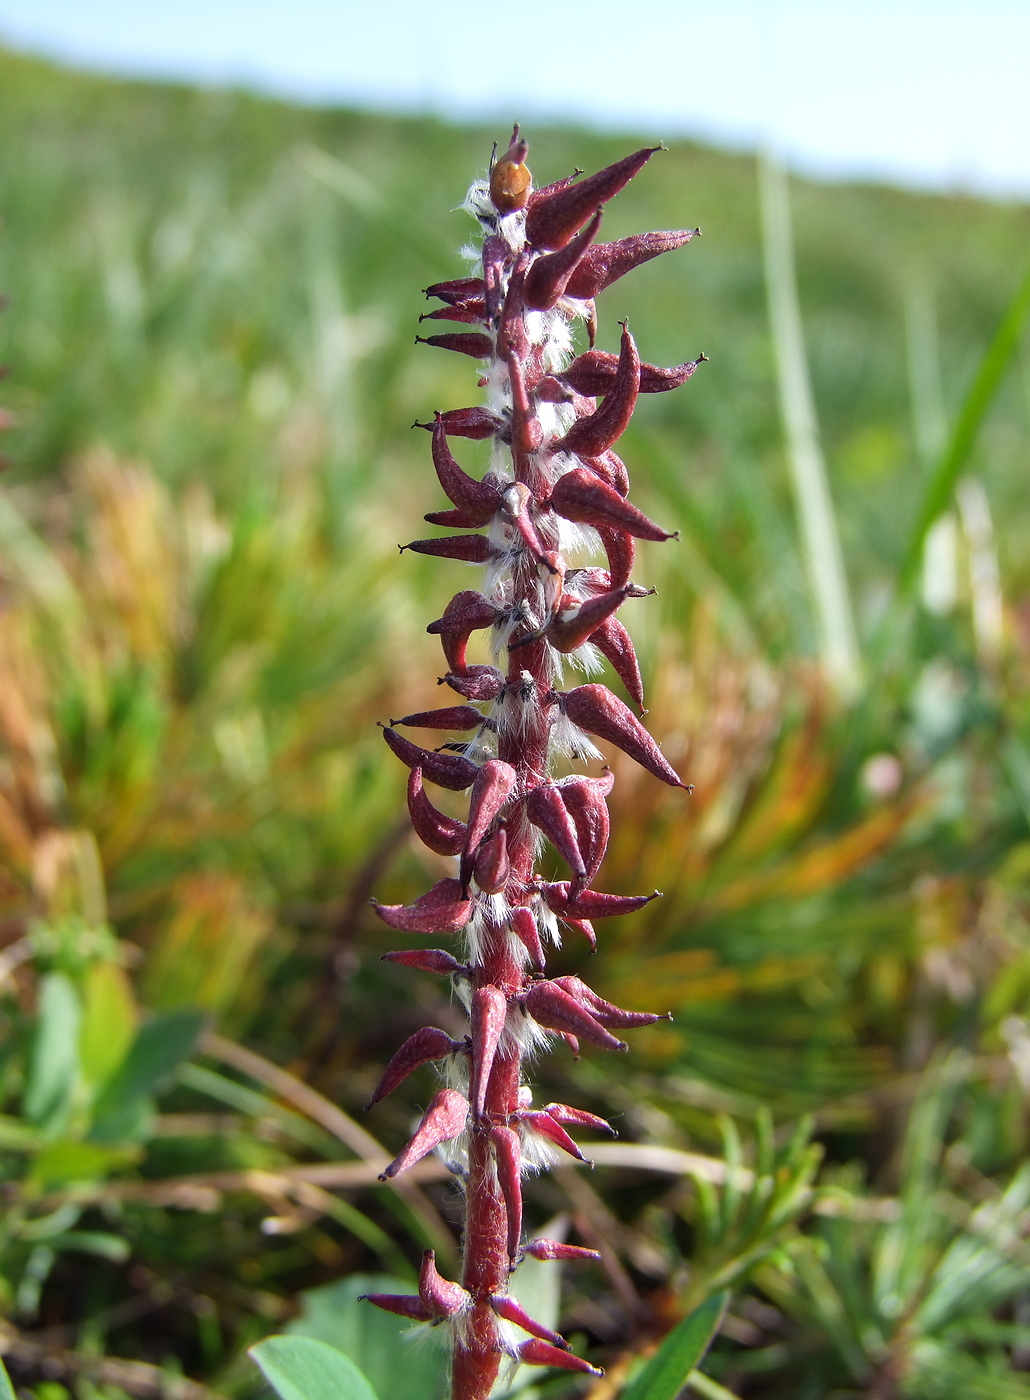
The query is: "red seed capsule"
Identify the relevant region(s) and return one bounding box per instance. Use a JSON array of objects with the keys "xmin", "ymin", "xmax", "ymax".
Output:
[
  {"xmin": 556, "ymin": 324, "xmax": 640, "ymax": 457},
  {"xmin": 525, "ymin": 145, "xmax": 662, "ymax": 251},
  {"xmin": 369, "ymin": 1026, "xmax": 466, "ymax": 1106},
  {"xmin": 381, "ymin": 948, "xmax": 465, "ymax": 976},
  {"xmin": 561, "ymin": 349, "xmax": 706, "ymax": 397},
  {"xmin": 522, "ymin": 981, "xmax": 628, "ymax": 1051},
  {"xmin": 427, "ymin": 590, "xmax": 501, "ymax": 674},
  {"xmin": 552, "ymin": 469, "xmax": 674, "ymax": 542},
  {"xmin": 553, "ymin": 975, "xmax": 669, "ymax": 1029},
  {"xmin": 442, "ymin": 666, "xmax": 505, "ymax": 701},
  {"xmin": 526, "ymin": 784, "xmax": 586, "ymax": 879},
  {"xmin": 462, "ymin": 759, "xmax": 518, "ymax": 888},
  {"xmin": 470, "ymin": 985, "xmax": 508, "ymax": 1118},
  {"xmin": 491, "ymin": 1294, "xmax": 567, "ymax": 1349},
  {"xmin": 525, "ymin": 1238, "xmax": 602, "ymax": 1263},
  {"xmin": 393, "ymin": 705, "xmax": 488, "ymax": 731},
  {"xmin": 591, "ymin": 614, "xmax": 646, "ymax": 709},
  {"xmin": 473, "ymin": 825, "xmax": 510, "ymax": 895},
  {"xmin": 419, "ymin": 1250, "xmax": 468, "ymax": 1317},
  {"xmin": 430, "ymin": 416, "xmax": 502, "ymax": 522},
  {"xmin": 516, "ymin": 1340, "xmax": 602, "ymax": 1377},
  {"xmin": 510, "ymin": 905, "xmax": 546, "ymax": 970},
  {"xmin": 419, "ymin": 302, "xmax": 487, "ymax": 325},
  {"xmin": 597, "ymin": 526, "xmax": 636, "ymax": 589},
  {"xmin": 542, "ymin": 1101, "xmax": 616, "ymax": 1135},
  {"xmin": 361, "ymin": 1292, "xmax": 435, "ymax": 1322},
  {"xmin": 373, "ymin": 877, "xmax": 473, "ymax": 934},
  {"xmin": 491, "ymin": 1123, "xmax": 523, "ymax": 1262},
  {"xmin": 545, "ymin": 586, "xmax": 632, "ymax": 655},
  {"xmin": 424, "ymin": 506, "xmax": 493, "ymax": 529},
  {"xmin": 523, "ymin": 208, "xmax": 603, "ymax": 312},
  {"xmin": 542, "ymin": 881, "xmax": 660, "ymax": 921},
  {"xmin": 406, "ymin": 769, "xmax": 468, "ymax": 857},
  {"xmin": 381, "ymin": 726, "xmax": 478, "ymax": 791},
  {"xmin": 521, "ymin": 1109, "xmax": 591, "ymax": 1162},
  {"xmin": 557, "ymin": 774, "xmax": 613, "ymax": 886},
  {"xmin": 414, "ymin": 407, "xmax": 504, "ymax": 440},
  {"xmin": 379, "ymin": 1087, "xmax": 469, "ymax": 1179},
  {"xmin": 401, "ymin": 534, "xmax": 497, "ymax": 565},
  {"xmin": 564, "ymin": 228, "xmax": 699, "ymax": 301},
  {"xmin": 424, "ymin": 276, "xmax": 485, "ymax": 307},
  {"xmin": 416, "ymin": 331, "xmax": 494, "ymax": 359},
  {"xmin": 562, "ymin": 683, "xmax": 685, "ymax": 786},
  {"xmin": 580, "ymin": 450, "xmax": 630, "ymax": 496}
]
